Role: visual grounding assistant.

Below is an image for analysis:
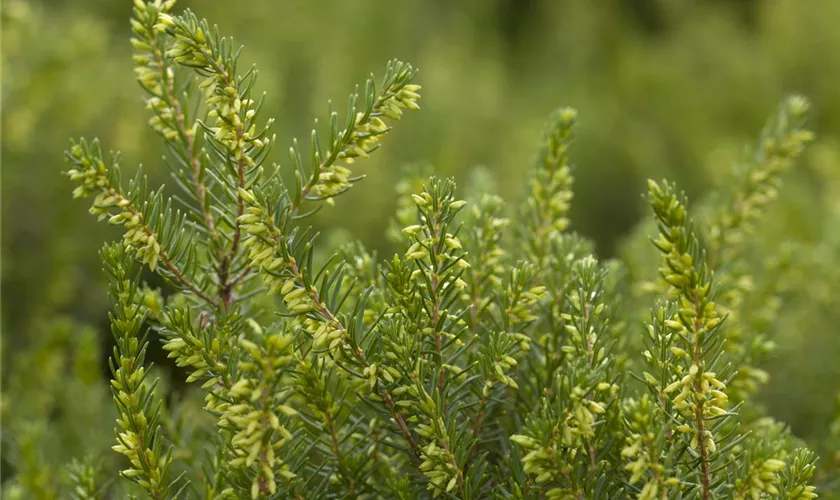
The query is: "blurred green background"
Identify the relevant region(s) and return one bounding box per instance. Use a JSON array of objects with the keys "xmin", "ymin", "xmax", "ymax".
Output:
[{"xmin": 3, "ymin": 0, "xmax": 840, "ymax": 489}]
